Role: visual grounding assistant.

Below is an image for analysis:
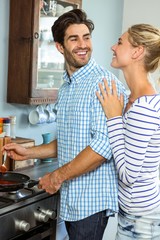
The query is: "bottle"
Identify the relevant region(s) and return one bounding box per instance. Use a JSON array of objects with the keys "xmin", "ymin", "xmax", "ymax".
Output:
[
  {"xmin": 9, "ymin": 116, "xmax": 16, "ymax": 139},
  {"xmin": 3, "ymin": 118, "xmax": 11, "ymax": 137}
]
